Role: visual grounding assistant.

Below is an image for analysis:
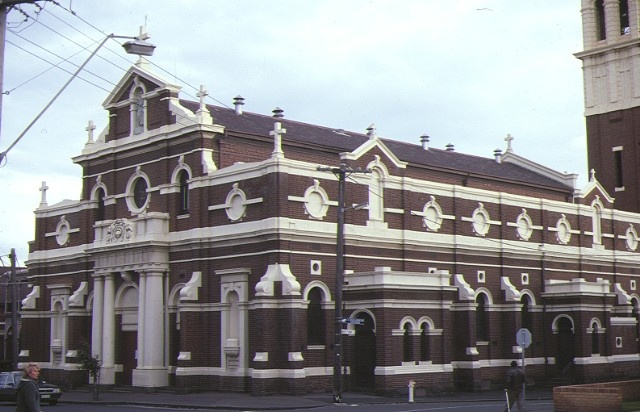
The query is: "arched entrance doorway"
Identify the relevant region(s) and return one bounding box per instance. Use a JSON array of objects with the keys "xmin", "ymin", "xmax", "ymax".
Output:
[
  {"xmin": 349, "ymin": 312, "xmax": 376, "ymax": 391},
  {"xmin": 555, "ymin": 316, "xmax": 575, "ymax": 372},
  {"xmin": 116, "ymin": 285, "xmax": 138, "ymax": 386}
]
